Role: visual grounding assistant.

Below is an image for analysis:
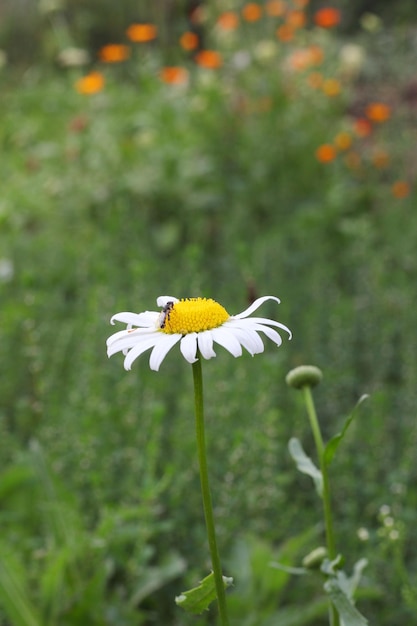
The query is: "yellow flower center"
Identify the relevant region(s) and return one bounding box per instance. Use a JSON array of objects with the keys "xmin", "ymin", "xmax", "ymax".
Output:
[{"xmin": 160, "ymin": 298, "xmax": 230, "ymax": 334}]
